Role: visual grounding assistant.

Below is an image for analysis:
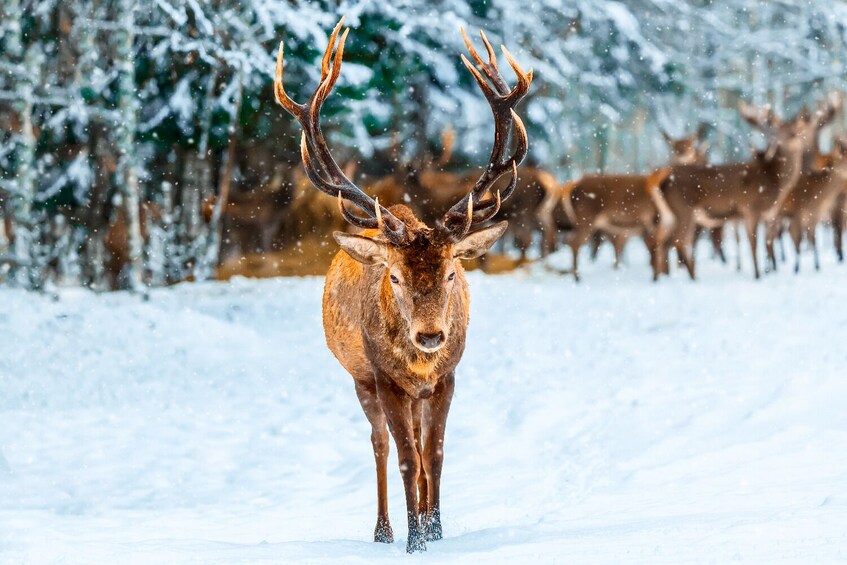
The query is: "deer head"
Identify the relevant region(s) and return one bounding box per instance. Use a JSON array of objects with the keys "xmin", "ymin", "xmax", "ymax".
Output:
[
  {"xmin": 274, "ymin": 18, "xmax": 532, "ymax": 353},
  {"xmin": 661, "ymin": 123, "xmax": 708, "ymax": 165},
  {"xmin": 739, "ymin": 101, "xmax": 807, "ymax": 161}
]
